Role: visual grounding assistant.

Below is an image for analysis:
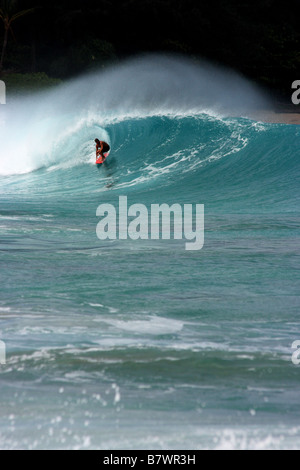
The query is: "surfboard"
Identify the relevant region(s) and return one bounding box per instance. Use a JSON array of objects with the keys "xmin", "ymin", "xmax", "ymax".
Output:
[{"xmin": 96, "ymin": 152, "xmax": 109, "ymax": 167}]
